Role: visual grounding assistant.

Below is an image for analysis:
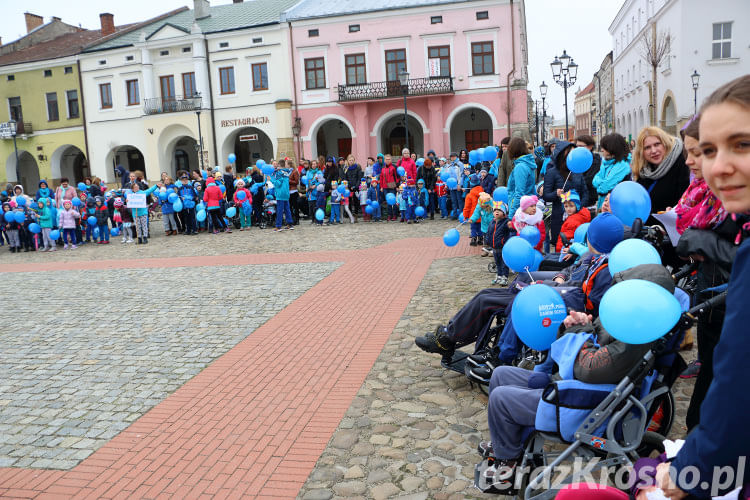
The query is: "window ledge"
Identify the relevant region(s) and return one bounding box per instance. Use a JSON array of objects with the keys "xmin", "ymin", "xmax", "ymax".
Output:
[
  {"xmin": 661, "ymin": 68, "xmax": 671, "ymax": 76},
  {"xmin": 707, "ymin": 57, "xmax": 739, "ymax": 66}
]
